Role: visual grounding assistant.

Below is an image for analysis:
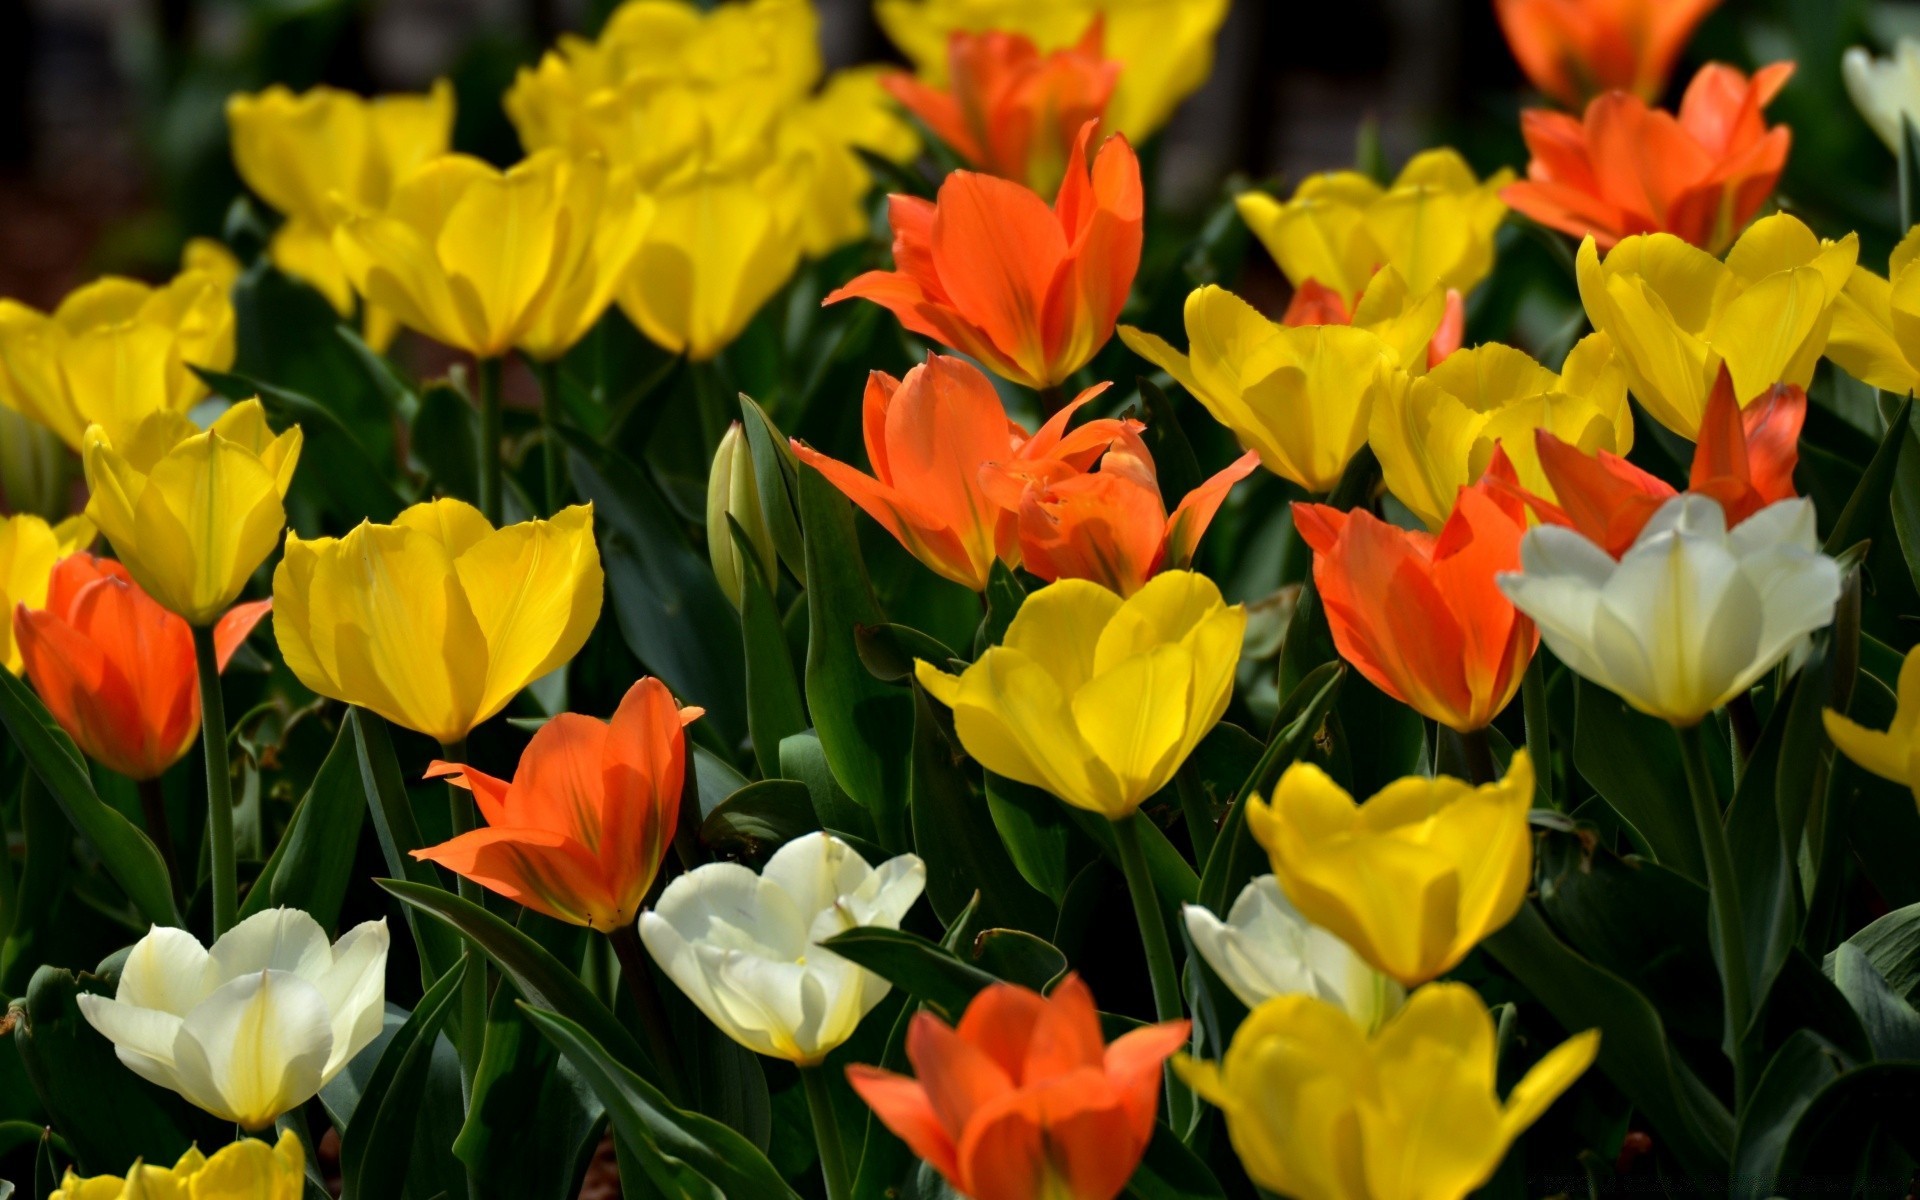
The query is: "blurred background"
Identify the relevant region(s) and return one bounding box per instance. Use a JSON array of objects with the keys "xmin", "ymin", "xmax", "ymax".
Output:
[{"xmin": 0, "ymin": 0, "xmax": 1909, "ymax": 309}]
